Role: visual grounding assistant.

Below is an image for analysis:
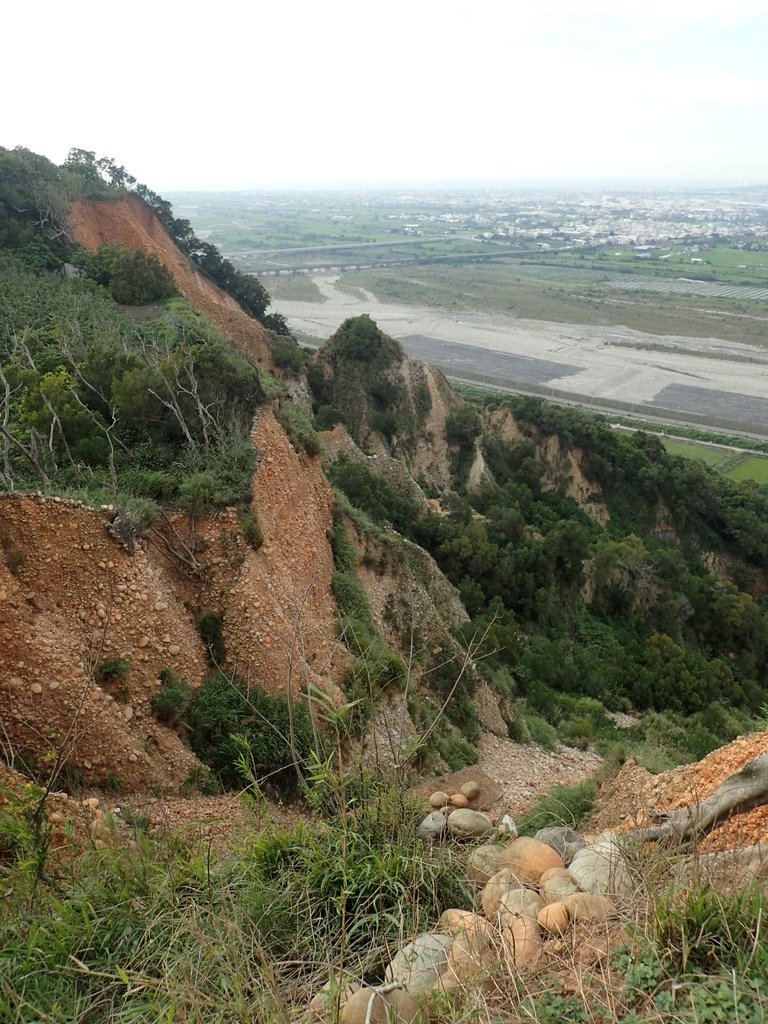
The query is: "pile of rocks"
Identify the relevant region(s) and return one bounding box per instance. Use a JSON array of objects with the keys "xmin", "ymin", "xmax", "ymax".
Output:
[
  {"xmin": 417, "ymin": 781, "xmax": 516, "ymax": 843},
  {"xmin": 303, "ymin": 821, "xmax": 633, "ymax": 1023}
]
